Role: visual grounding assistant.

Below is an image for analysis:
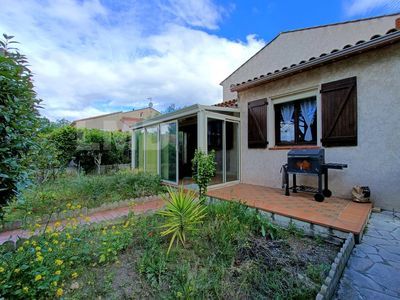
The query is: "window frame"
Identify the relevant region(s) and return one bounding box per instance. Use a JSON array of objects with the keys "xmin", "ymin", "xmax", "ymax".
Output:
[{"xmin": 274, "ymin": 96, "xmax": 318, "ymax": 146}]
